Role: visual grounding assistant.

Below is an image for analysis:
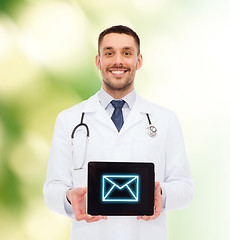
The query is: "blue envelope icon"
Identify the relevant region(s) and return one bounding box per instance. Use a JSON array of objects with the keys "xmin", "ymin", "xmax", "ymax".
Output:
[{"xmin": 102, "ymin": 175, "xmax": 139, "ymax": 202}]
